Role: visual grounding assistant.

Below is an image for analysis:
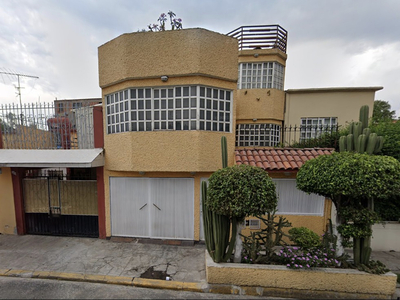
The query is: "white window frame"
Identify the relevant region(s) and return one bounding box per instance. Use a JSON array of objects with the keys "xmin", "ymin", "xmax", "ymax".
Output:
[
  {"xmin": 300, "ymin": 117, "xmax": 337, "ymax": 141},
  {"xmin": 236, "ymin": 123, "xmax": 281, "ymax": 147},
  {"xmin": 105, "ymin": 86, "xmax": 232, "ymax": 134},
  {"xmin": 237, "ymin": 62, "xmax": 285, "ymax": 90}
]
